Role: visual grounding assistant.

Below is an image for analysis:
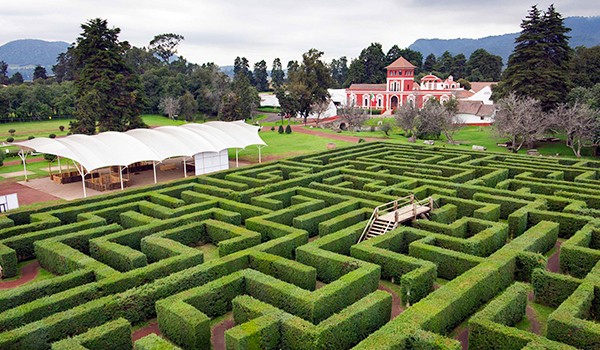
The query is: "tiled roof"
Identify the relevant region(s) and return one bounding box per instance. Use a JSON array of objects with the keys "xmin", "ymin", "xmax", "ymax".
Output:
[
  {"xmin": 347, "ymin": 84, "xmax": 387, "ymax": 91},
  {"xmin": 386, "ymin": 56, "xmax": 416, "ymax": 69},
  {"xmin": 457, "ymin": 100, "xmax": 496, "ymax": 117},
  {"xmin": 470, "ymin": 82, "xmax": 497, "ymax": 93}
]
